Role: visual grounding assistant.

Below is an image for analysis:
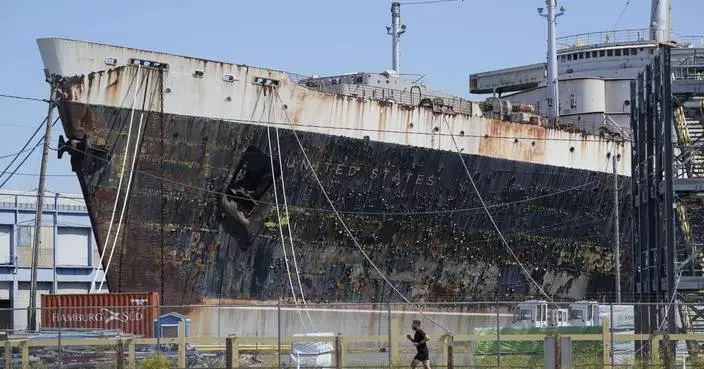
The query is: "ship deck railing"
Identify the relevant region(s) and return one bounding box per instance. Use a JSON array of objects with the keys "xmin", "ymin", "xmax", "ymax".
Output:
[
  {"xmin": 557, "ymin": 28, "xmax": 704, "ymax": 51},
  {"xmin": 288, "ymin": 72, "xmax": 475, "ymax": 116}
]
